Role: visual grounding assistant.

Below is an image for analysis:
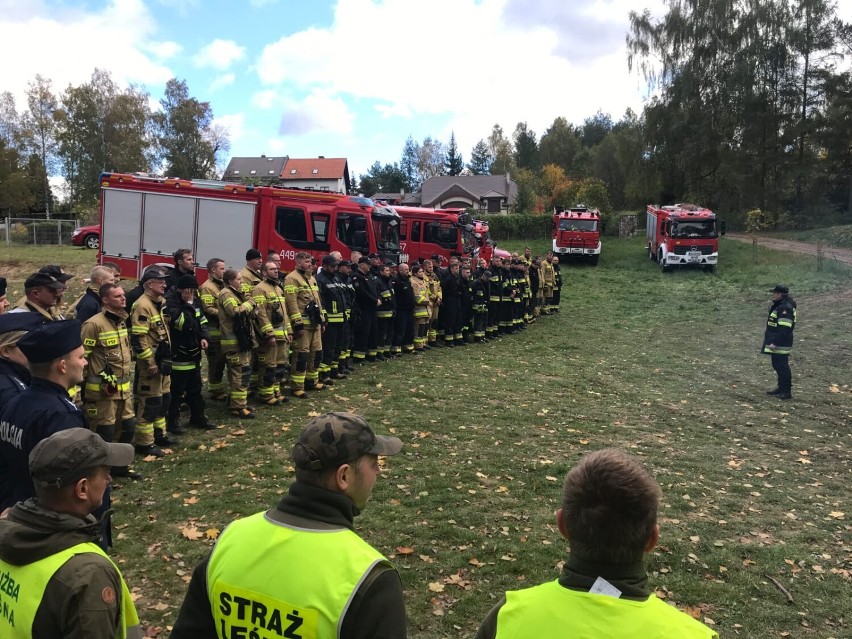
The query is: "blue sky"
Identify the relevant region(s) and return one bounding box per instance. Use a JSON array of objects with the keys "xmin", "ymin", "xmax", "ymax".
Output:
[{"xmin": 0, "ymin": 0, "xmax": 670, "ymax": 182}]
